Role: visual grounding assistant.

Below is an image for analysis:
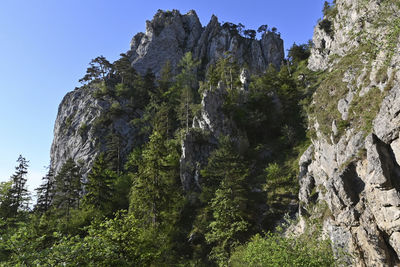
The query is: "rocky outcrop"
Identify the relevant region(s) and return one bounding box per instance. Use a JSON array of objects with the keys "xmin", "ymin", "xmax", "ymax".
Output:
[
  {"xmin": 180, "ymin": 82, "xmax": 248, "ymax": 192},
  {"xmin": 299, "ymin": 131, "xmax": 400, "ymax": 266},
  {"xmin": 299, "ymin": 0, "xmax": 400, "ymax": 265},
  {"xmin": 128, "ymin": 10, "xmax": 203, "ymax": 77},
  {"xmin": 51, "ymin": 9, "xmax": 283, "ymax": 179},
  {"xmin": 128, "ymin": 10, "xmax": 284, "ymax": 76},
  {"xmin": 50, "ymin": 85, "xmax": 141, "ymax": 177},
  {"xmin": 308, "ymin": 0, "xmax": 396, "ymax": 72}
]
